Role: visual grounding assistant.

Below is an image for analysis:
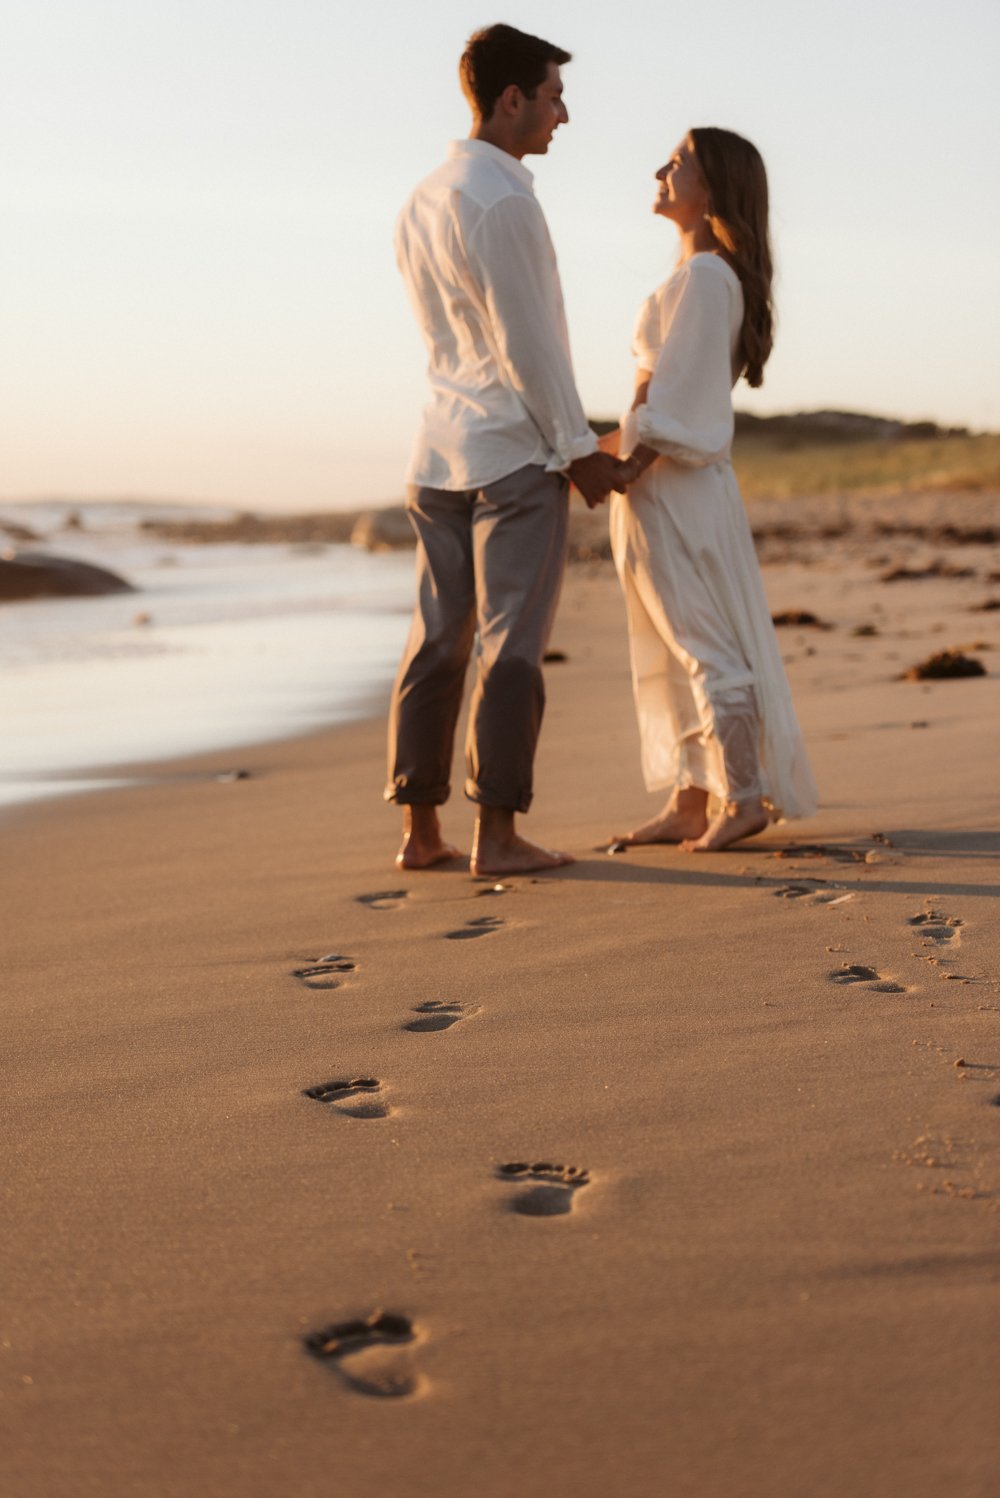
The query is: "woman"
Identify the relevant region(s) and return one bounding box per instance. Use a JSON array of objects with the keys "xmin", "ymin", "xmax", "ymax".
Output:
[{"xmin": 606, "ymin": 128, "xmax": 817, "ymax": 851}]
